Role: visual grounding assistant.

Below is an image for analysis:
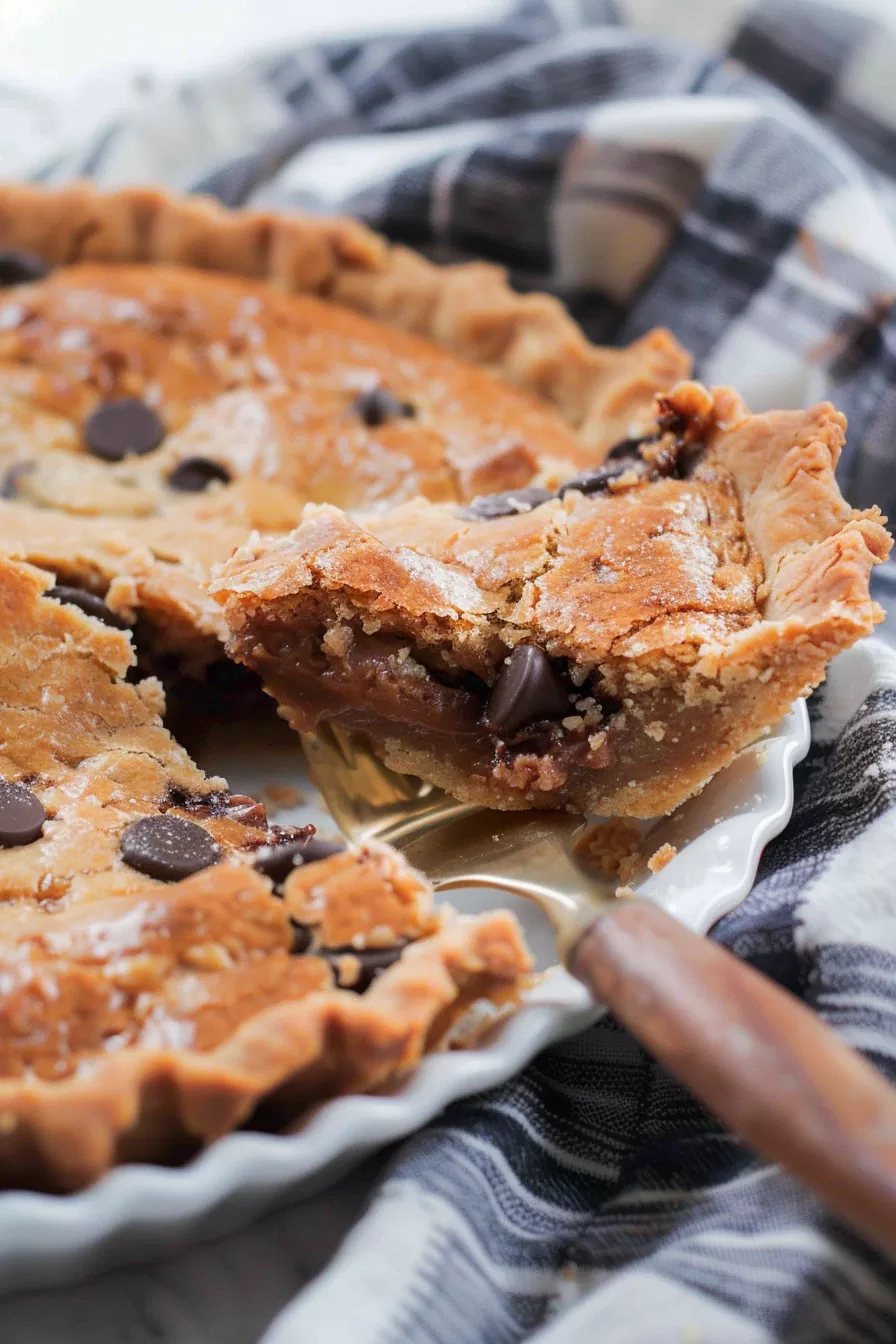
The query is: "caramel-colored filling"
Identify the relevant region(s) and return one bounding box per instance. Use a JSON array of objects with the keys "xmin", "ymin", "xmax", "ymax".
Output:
[{"xmin": 242, "ymin": 624, "xmax": 615, "ymax": 794}]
